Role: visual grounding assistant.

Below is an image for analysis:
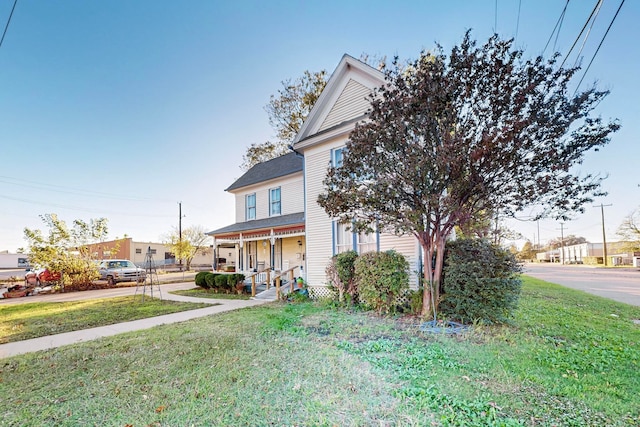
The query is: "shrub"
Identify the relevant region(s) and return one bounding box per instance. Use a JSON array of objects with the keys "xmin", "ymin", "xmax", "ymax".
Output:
[
  {"xmin": 227, "ymin": 273, "xmax": 246, "ymax": 293},
  {"xmin": 325, "ymin": 250, "xmax": 358, "ymax": 304},
  {"xmin": 355, "ymin": 250, "xmax": 410, "ymax": 314},
  {"xmin": 440, "ymin": 238, "xmax": 523, "ymax": 324},
  {"xmin": 215, "ymin": 274, "xmax": 229, "ymax": 292},
  {"xmin": 195, "ymin": 271, "xmax": 209, "ymax": 288},
  {"xmin": 204, "ymin": 273, "xmax": 217, "ymax": 289}
]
